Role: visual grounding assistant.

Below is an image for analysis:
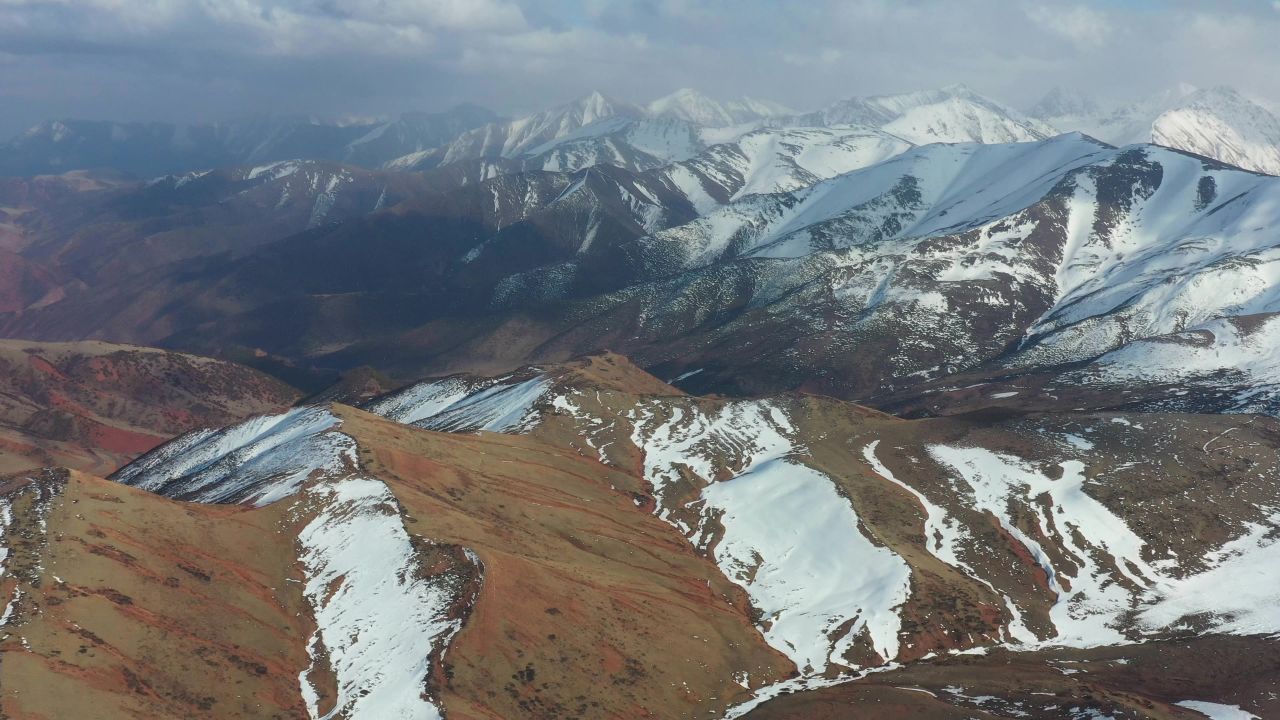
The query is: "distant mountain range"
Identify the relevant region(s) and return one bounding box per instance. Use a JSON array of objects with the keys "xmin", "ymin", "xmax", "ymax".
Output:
[
  {"xmin": 8, "ymin": 83, "xmax": 1280, "ymax": 181},
  {"xmin": 1029, "ymin": 84, "xmax": 1280, "ymax": 175},
  {"xmin": 0, "ymin": 104, "xmax": 501, "ymax": 178},
  {"xmin": 5, "ymin": 129, "xmax": 1280, "ymax": 420}
]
